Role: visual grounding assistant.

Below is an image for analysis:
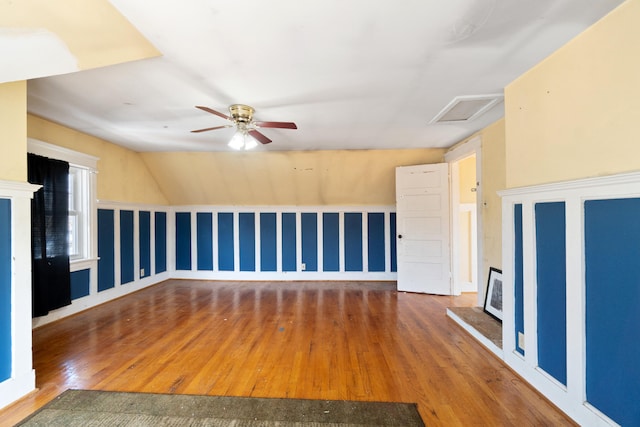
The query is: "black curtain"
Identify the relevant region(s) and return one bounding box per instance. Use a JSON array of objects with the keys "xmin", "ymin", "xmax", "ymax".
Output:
[{"xmin": 28, "ymin": 153, "xmax": 71, "ymax": 317}]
